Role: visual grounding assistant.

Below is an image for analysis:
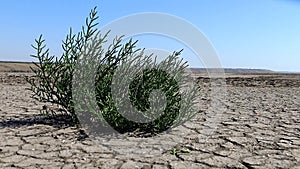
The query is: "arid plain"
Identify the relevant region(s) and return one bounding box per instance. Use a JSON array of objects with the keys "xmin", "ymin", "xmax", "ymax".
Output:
[{"xmin": 0, "ymin": 62, "xmax": 299, "ymax": 168}]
